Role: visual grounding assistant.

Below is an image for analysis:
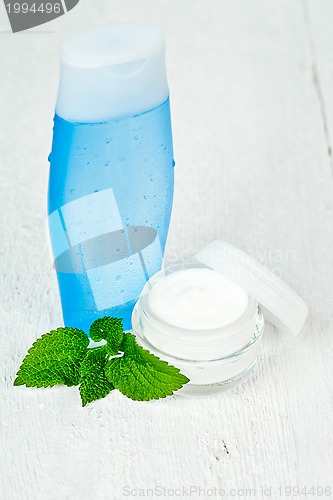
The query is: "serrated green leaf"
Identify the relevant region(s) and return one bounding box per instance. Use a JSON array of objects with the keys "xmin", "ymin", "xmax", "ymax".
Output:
[
  {"xmin": 79, "ymin": 347, "xmax": 114, "ymax": 406},
  {"xmin": 89, "ymin": 316, "xmax": 124, "ymax": 355},
  {"xmin": 105, "ymin": 333, "xmax": 189, "ymax": 401},
  {"xmin": 120, "ymin": 332, "xmax": 137, "ymax": 354},
  {"xmin": 14, "ymin": 327, "xmax": 89, "ymax": 388}
]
